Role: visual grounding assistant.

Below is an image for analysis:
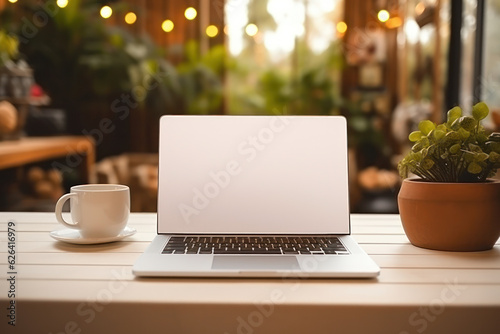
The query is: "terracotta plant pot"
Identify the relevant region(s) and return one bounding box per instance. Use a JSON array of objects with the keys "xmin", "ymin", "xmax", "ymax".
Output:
[{"xmin": 398, "ymin": 178, "xmax": 500, "ymax": 251}]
